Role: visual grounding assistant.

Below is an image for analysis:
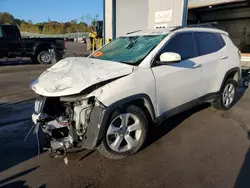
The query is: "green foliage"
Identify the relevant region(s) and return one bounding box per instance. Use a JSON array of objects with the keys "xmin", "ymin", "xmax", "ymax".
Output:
[{"xmin": 0, "ymin": 12, "xmax": 94, "ymax": 34}]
